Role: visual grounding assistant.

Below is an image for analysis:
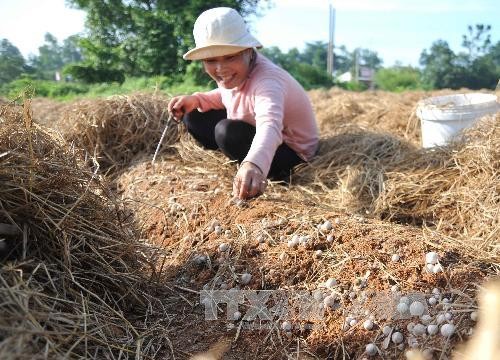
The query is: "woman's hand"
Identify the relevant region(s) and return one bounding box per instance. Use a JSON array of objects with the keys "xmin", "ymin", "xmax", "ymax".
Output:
[
  {"xmin": 232, "ymin": 162, "xmax": 267, "ymax": 200},
  {"xmin": 168, "ymin": 95, "xmax": 200, "ymax": 121}
]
